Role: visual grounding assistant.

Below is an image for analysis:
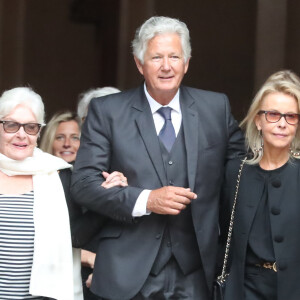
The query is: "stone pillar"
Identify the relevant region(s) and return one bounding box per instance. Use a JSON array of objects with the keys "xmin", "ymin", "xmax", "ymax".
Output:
[
  {"xmin": 254, "ymin": 0, "xmax": 287, "ymax": 90},
  {"xmin": 0, "ymin": 0, "xmax": 26, "ymax": 90},
  {"xmin": 116, "ymin": 0, "xmax": 155, "ymax": 89}
]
